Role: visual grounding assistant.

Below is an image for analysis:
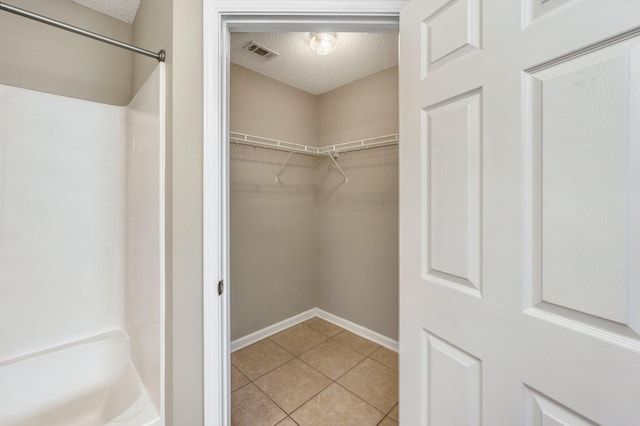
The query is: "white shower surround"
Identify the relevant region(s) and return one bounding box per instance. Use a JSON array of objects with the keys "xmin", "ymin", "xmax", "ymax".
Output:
[{"xmin": 0, "ymin": 66, "xmax": 165, "ymax": 425}]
